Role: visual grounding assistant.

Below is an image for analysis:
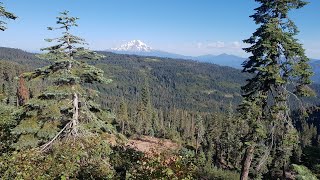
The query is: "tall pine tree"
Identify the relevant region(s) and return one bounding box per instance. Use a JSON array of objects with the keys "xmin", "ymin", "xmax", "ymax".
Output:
[
  {"xmin": 239, "ymin": 1, "xmax": 313, "ymax": 179},
  {"xmin": 12, "ymin": 11, "xmax": 112, "ymax": 150},
  {"xmin": 118, "ymin": 97, "xmax": 129, "ymax": 134},
  {"xmin": 195, "ymin": 114, "xmax": 205, "ymax": 155}
]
